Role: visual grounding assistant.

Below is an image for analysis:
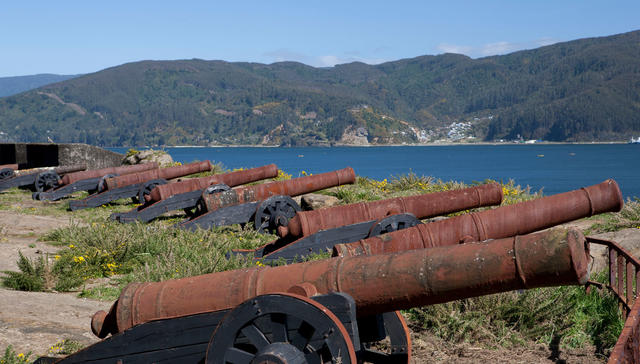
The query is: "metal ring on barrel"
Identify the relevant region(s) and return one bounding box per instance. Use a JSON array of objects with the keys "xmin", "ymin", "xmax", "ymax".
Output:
[
  {"xmin": 190, "ymin": 184, "xmax": 232, "ymax": 217},
  {"xmin": 254, "ymin": 195, "xmax": 302, "ymax": 234},
  {"xmin": 205, "ymin": 293, "xmax": 357, "ymax": 364}
]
